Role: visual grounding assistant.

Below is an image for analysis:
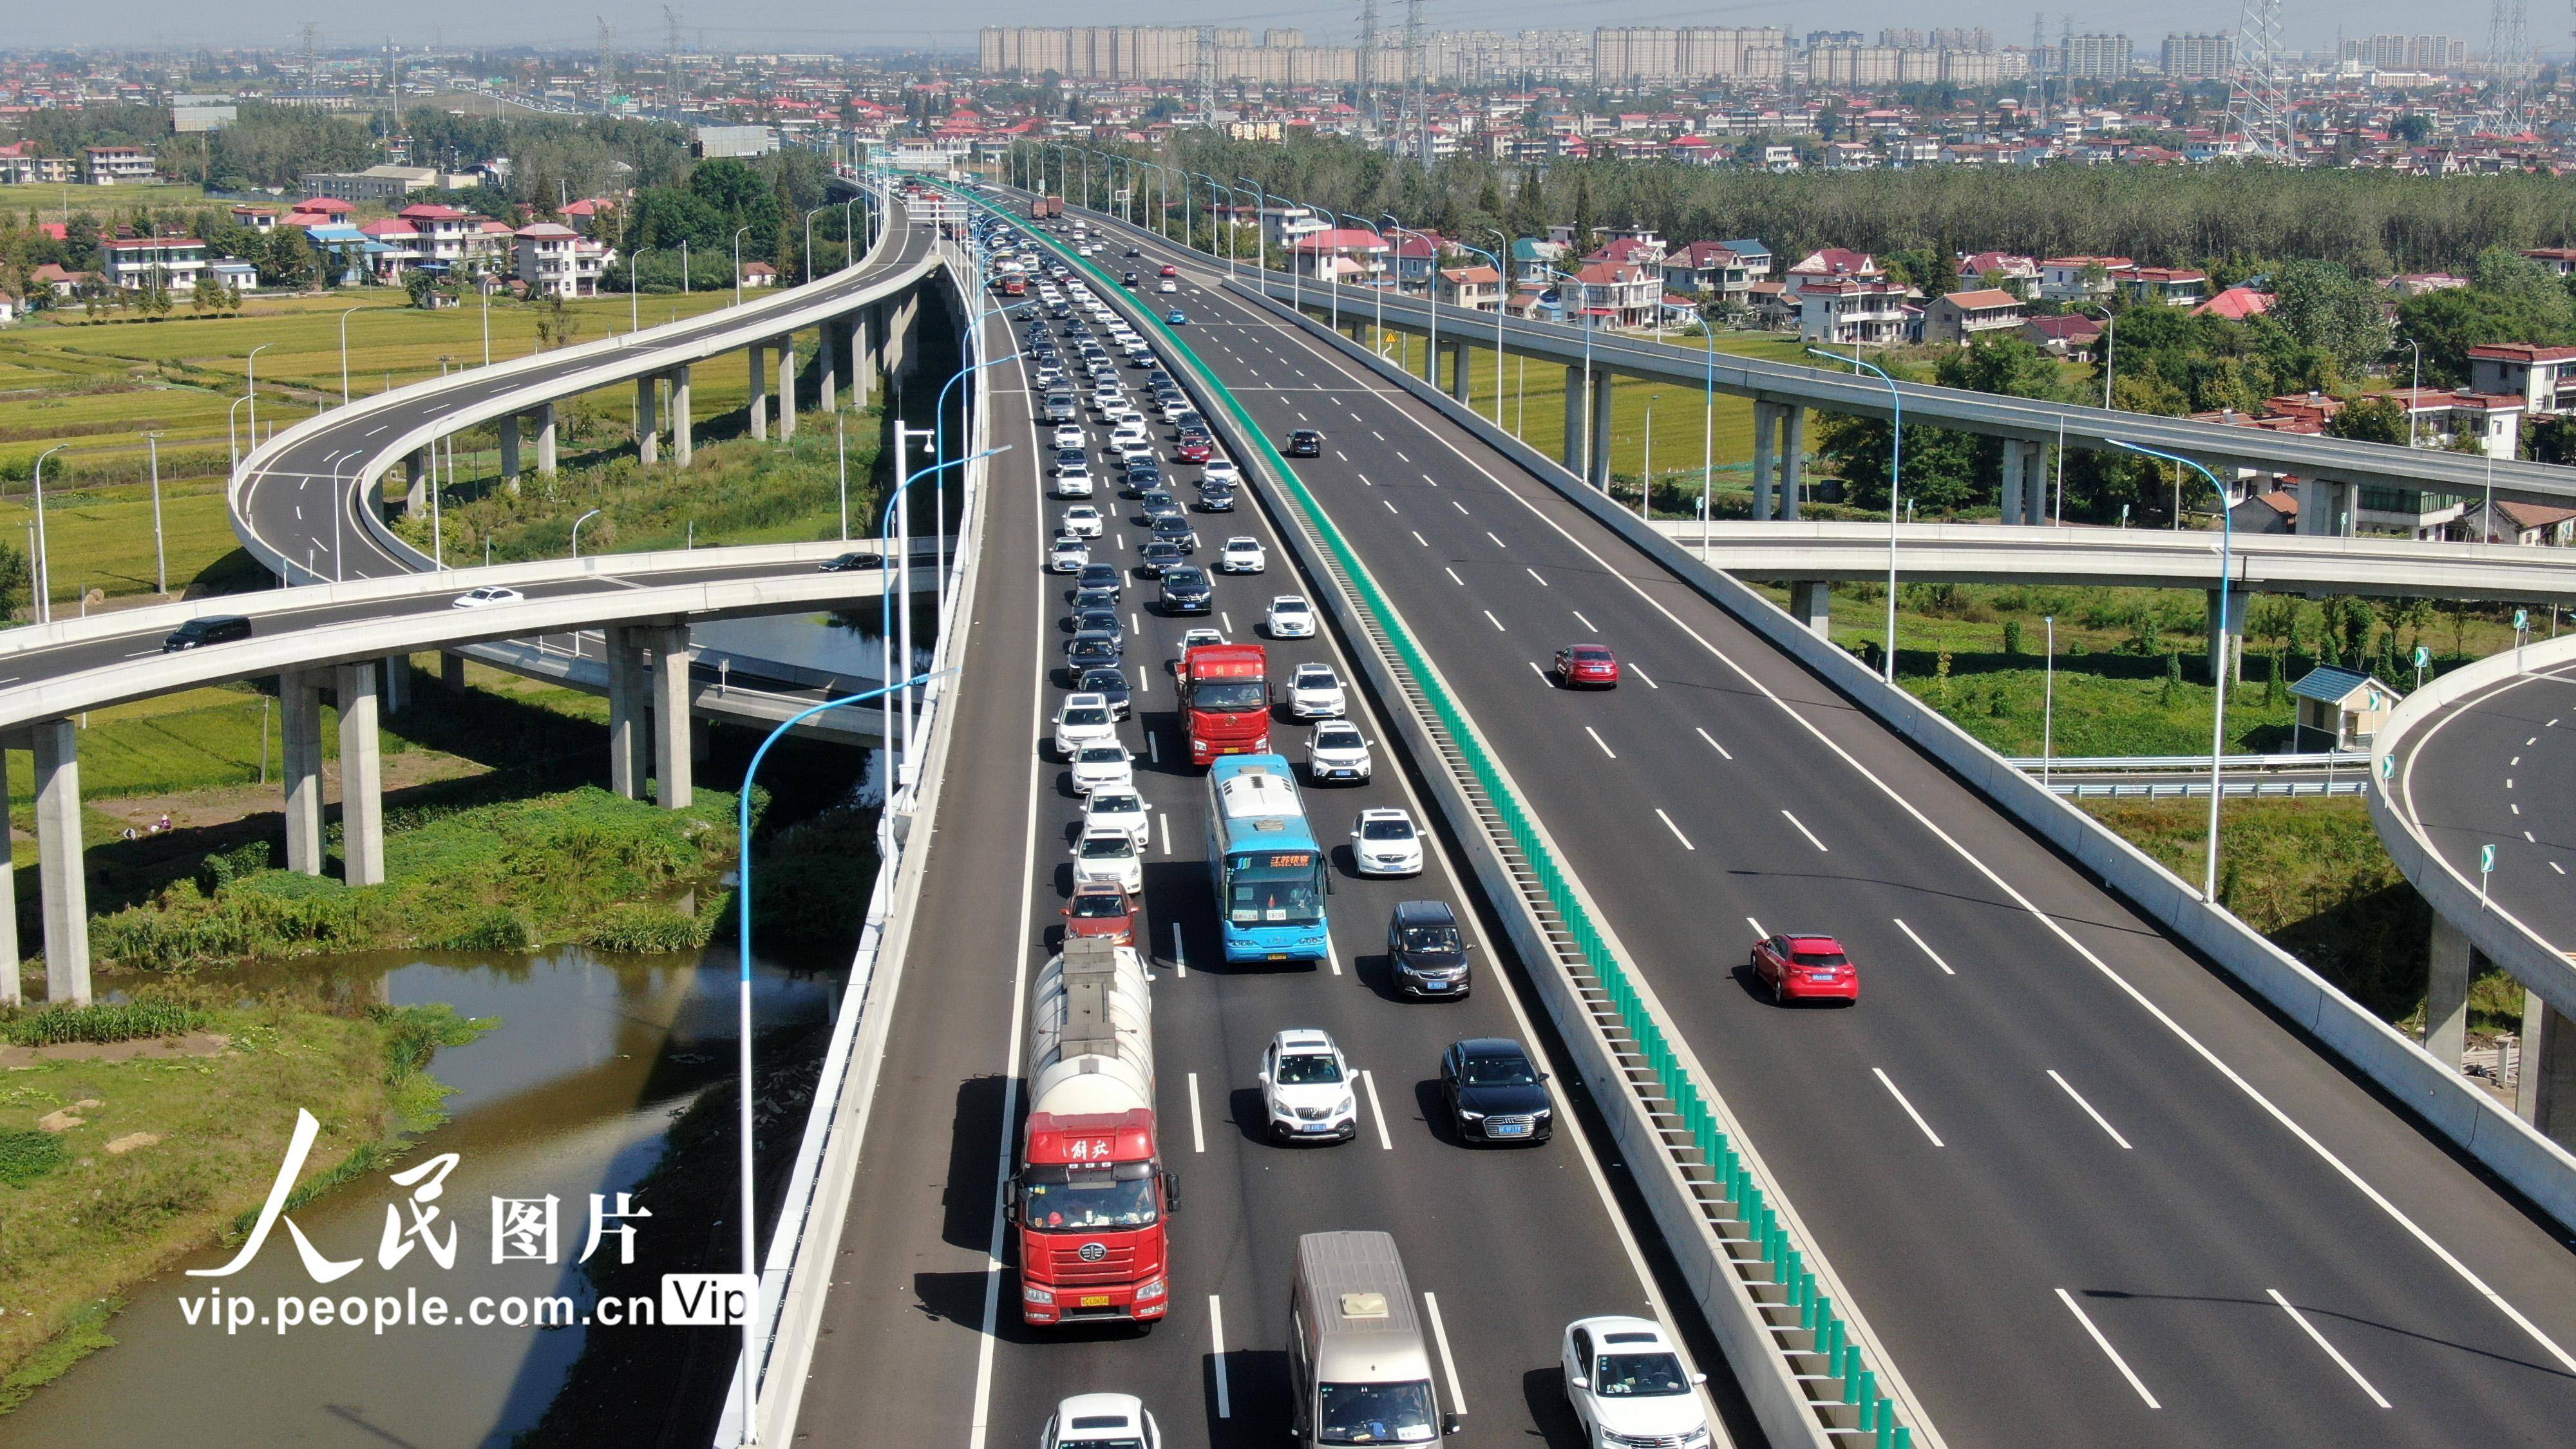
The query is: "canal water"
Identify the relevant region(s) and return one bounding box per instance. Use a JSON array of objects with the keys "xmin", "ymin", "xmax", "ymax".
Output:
[{"xmin": 0, "ymin": 947, "xmax": 838, "ymax": 1448}]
